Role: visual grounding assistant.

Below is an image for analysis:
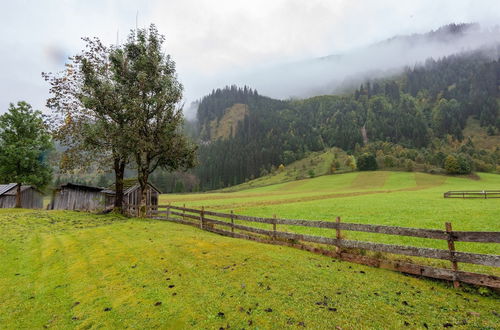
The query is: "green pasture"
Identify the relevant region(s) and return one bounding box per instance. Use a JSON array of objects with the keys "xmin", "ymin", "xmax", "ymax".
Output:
[
  {"xmin": 0, "ymin": 209, "xmax": 499, "ymax": 329},
  {"xmin": 162, "ymin": 171, "xmax": 500, "ymax": 274}
]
